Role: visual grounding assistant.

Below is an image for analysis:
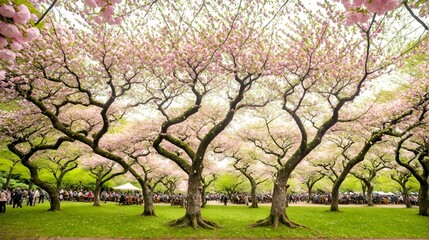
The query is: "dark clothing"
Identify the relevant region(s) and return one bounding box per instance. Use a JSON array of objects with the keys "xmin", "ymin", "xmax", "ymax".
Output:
[
  {"xmin": 0, "ymin": 201, "xmax": 6, "ymax": 213},
  {"xmin": 13, "ymin": 190, "xmax": 23, "ymax": 208}
]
